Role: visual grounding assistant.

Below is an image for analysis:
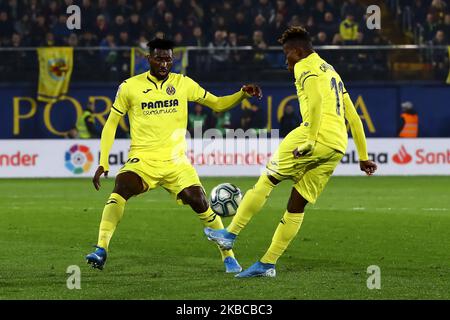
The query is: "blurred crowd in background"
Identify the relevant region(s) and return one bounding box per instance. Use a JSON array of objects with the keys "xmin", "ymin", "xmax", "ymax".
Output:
[
  {"xmin": 0, "ymin": 0, "xmax": 448, "ymax": 82},
  {"xmin": 1, "ymin": 0, "xmax": 390, "ymax": 47}
]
